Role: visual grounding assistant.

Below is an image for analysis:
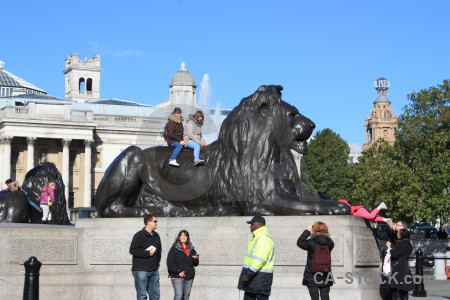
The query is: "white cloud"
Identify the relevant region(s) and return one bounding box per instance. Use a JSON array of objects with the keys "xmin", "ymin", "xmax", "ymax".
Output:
[
  {"xmin": 113, "ymin": 49, "xmax": 145, "ymax": 57},
  {"xmin": 89, "ymin": 41, "xmax": 112, "ymax": 55}
]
